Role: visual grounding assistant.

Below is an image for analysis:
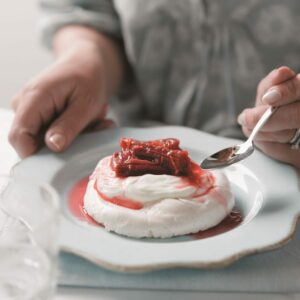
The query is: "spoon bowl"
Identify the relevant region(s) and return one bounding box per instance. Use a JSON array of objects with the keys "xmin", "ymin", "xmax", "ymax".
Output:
[
  {"xmin": 201, "ymin": 107, "xmax": 277, "ymax": 169},
  {"xmin": 200, "ymin": 142, "xmax": 254, "ymax": 169}
]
